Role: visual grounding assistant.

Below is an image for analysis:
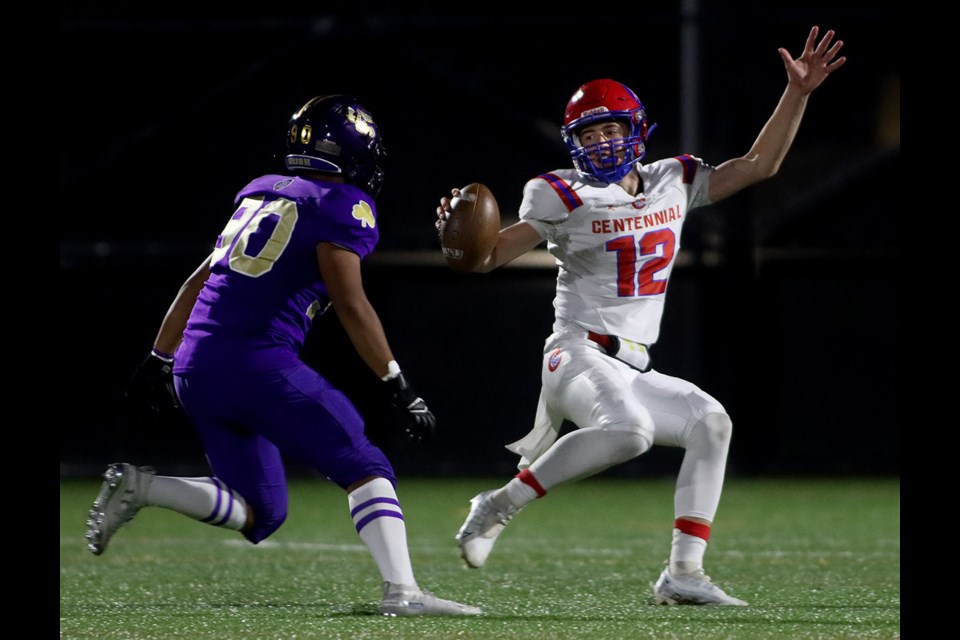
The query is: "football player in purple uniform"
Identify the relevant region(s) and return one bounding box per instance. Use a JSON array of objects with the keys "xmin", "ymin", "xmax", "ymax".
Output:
[
  {"xmin": 86, "ymin": 95, "xmax": 481, "ymax": 617},
  {"xmin": 441, "ymin": 26, "xmax": 845, "ymax": 606}
]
